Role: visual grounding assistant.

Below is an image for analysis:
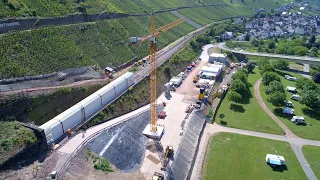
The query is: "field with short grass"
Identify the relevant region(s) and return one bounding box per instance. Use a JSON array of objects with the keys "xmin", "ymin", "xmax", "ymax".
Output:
[
  {"xmin": 203, "ymin": 133, "xmax": 307, "ymax": 180},
  {"xmin": 302, "ymin": 145, "xmax": 320, "ymax": 179},
  {"xmin": 215, "ymin": 68, "xmax": 283, "ymax": 135},
  {"xmin": 259, "ymin": 70, "xmax": 320, "ymax": 140}
]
